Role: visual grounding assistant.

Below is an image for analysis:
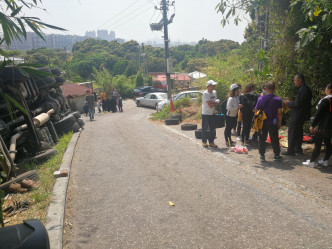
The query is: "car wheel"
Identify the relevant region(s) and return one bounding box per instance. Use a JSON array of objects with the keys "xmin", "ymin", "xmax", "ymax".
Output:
[
  {"xmin": 181, "ymin": 123, "xmax": 197, "ymax": 131},
  {"xmin": 165, "ymin": 118, "xmax": 180, "ymax": 125},
  {"xmin": 136, "ymin": 101, "xmax": 141, "ymax": 107},
  {"xmin": 155, "ymin": 104, "xmax": 159, "ymax": 111}
]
